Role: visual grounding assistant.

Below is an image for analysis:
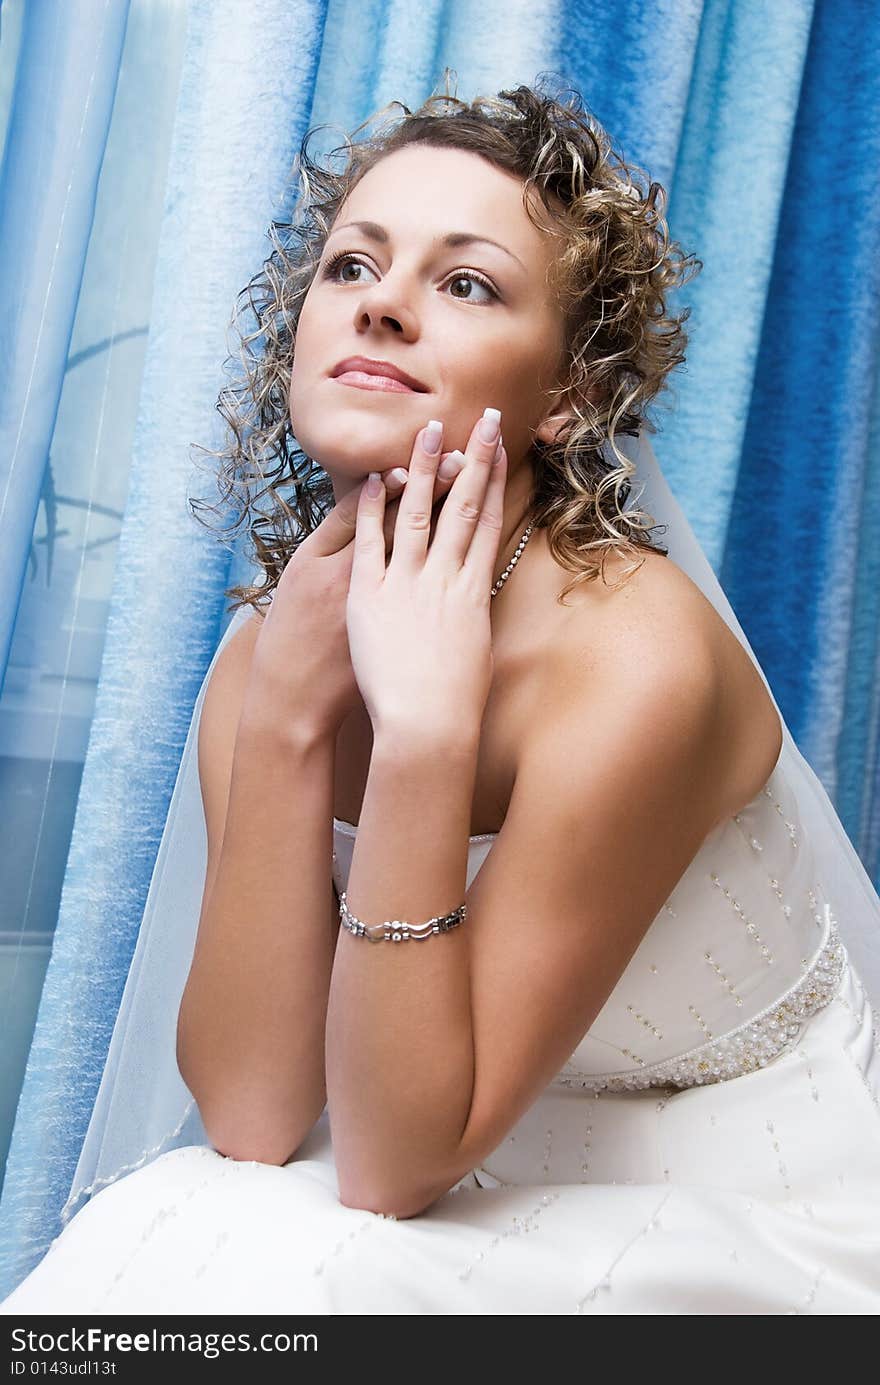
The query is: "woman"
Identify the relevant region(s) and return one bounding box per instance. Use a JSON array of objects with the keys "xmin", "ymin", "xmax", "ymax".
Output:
[{"xmin": 2, "ymin": 77, "xmax": 879, "ymax": 1315}]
